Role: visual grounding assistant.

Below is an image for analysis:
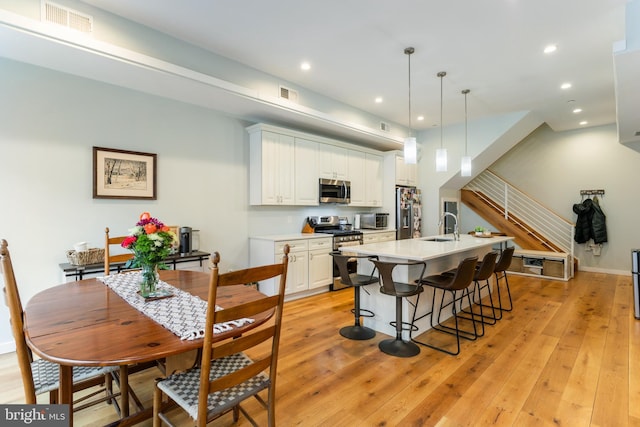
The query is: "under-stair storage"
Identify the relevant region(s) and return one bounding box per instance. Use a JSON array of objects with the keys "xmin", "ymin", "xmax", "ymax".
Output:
[{"xmin": 507, "ymin": 249, "xmax": 571, "ymax": 281}]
